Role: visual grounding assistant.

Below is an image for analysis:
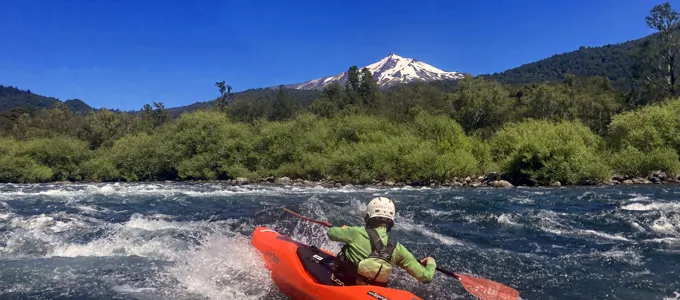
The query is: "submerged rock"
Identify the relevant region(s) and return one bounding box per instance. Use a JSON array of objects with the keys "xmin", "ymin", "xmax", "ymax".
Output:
[
  {"xmin": 632, "ymin": 177, "xmax": 650, "ymax": 184},
  {"xmin": 490, "ymin": 180, "xmax": 514, "ymax": 188},
  {"xmin": 275, "ymin": 177, "xmax": 292, "ymax": 185},
  {"xmin": 498, "ymin": 180, "xmax": 514, "ymax": 188},
  {"xmin": 235, "ymin": 177, "xmax": 250, "ymax": 185}
]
